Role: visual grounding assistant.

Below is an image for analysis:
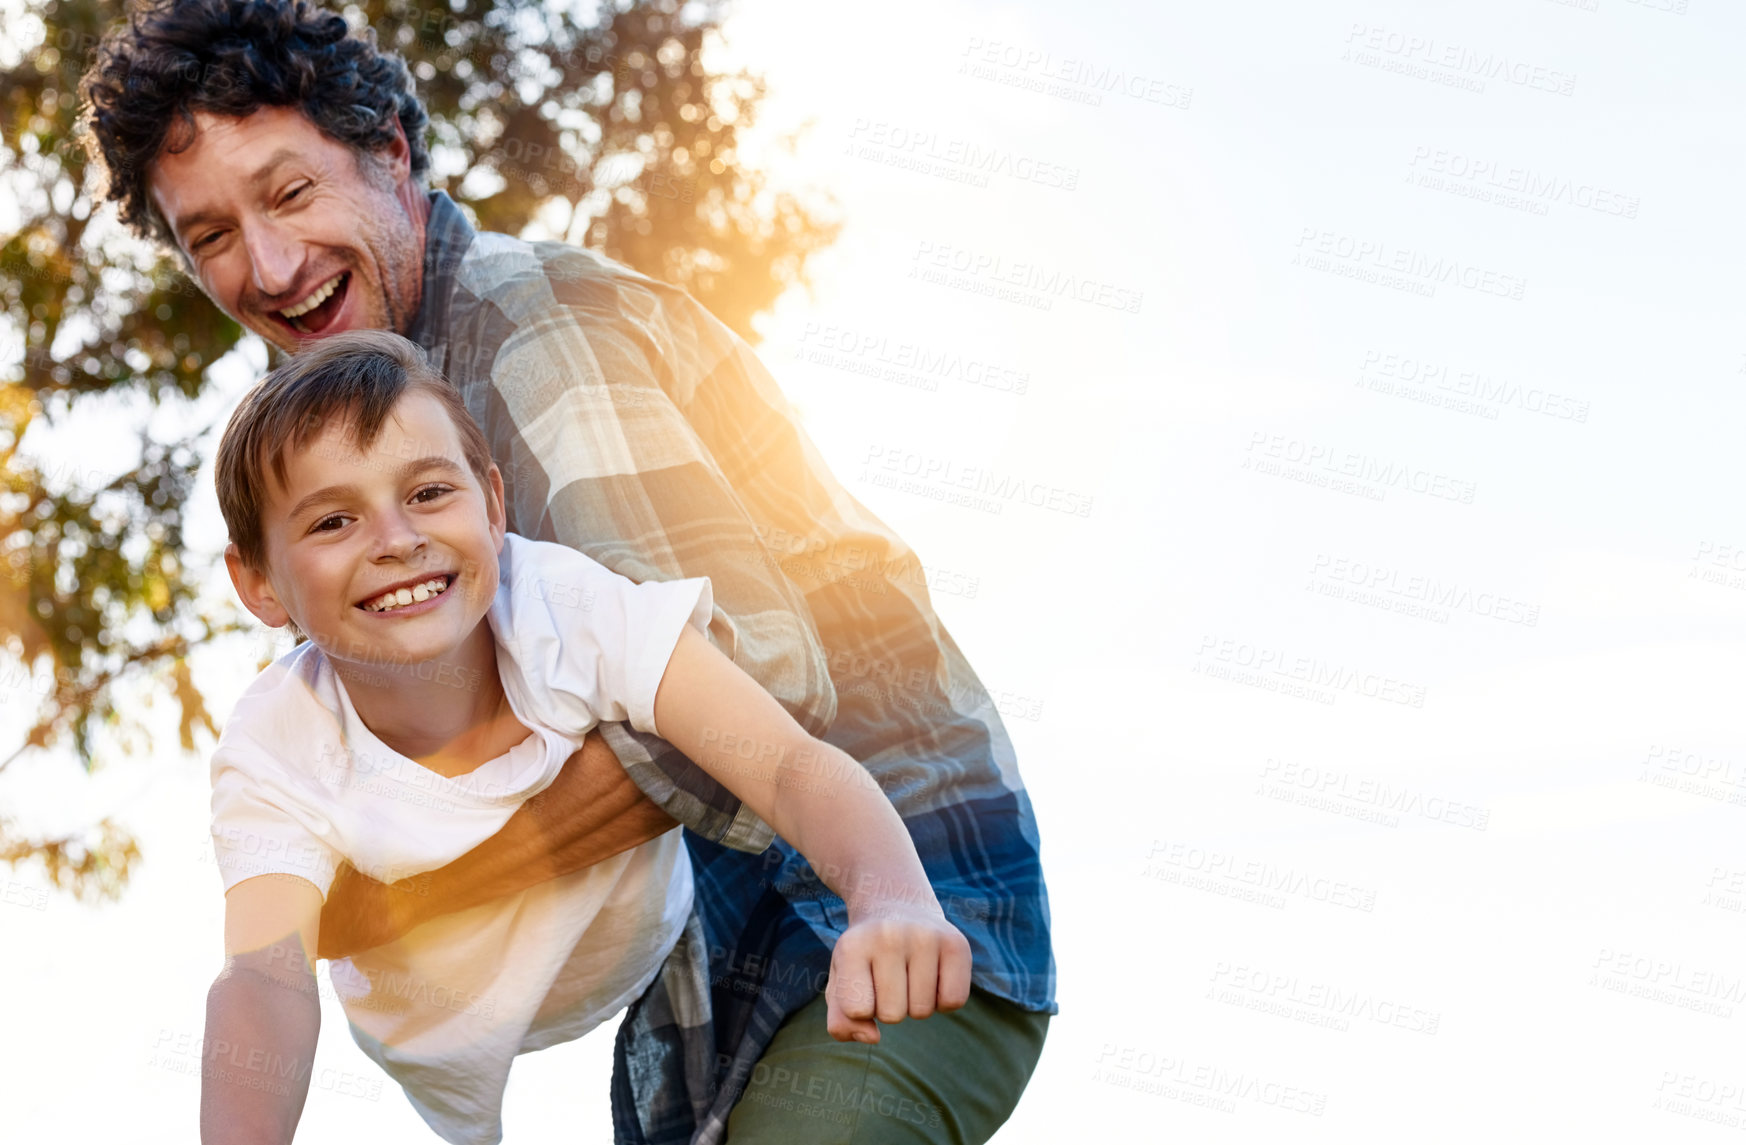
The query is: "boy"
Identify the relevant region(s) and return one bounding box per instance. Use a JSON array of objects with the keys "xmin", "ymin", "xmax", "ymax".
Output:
[{"xmin": 203, "ymin": 330, "xmax": 970, "ymax": 1144}]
